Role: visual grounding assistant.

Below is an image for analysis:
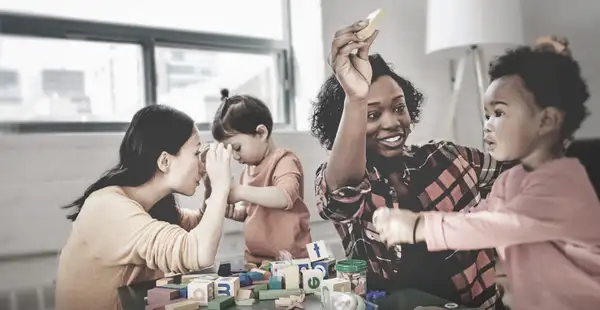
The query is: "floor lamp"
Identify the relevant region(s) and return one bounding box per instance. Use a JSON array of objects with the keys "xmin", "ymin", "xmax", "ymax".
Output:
[{"xmin": 425, "ymin": 0, "xmax": 524, "ymax": 146}]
